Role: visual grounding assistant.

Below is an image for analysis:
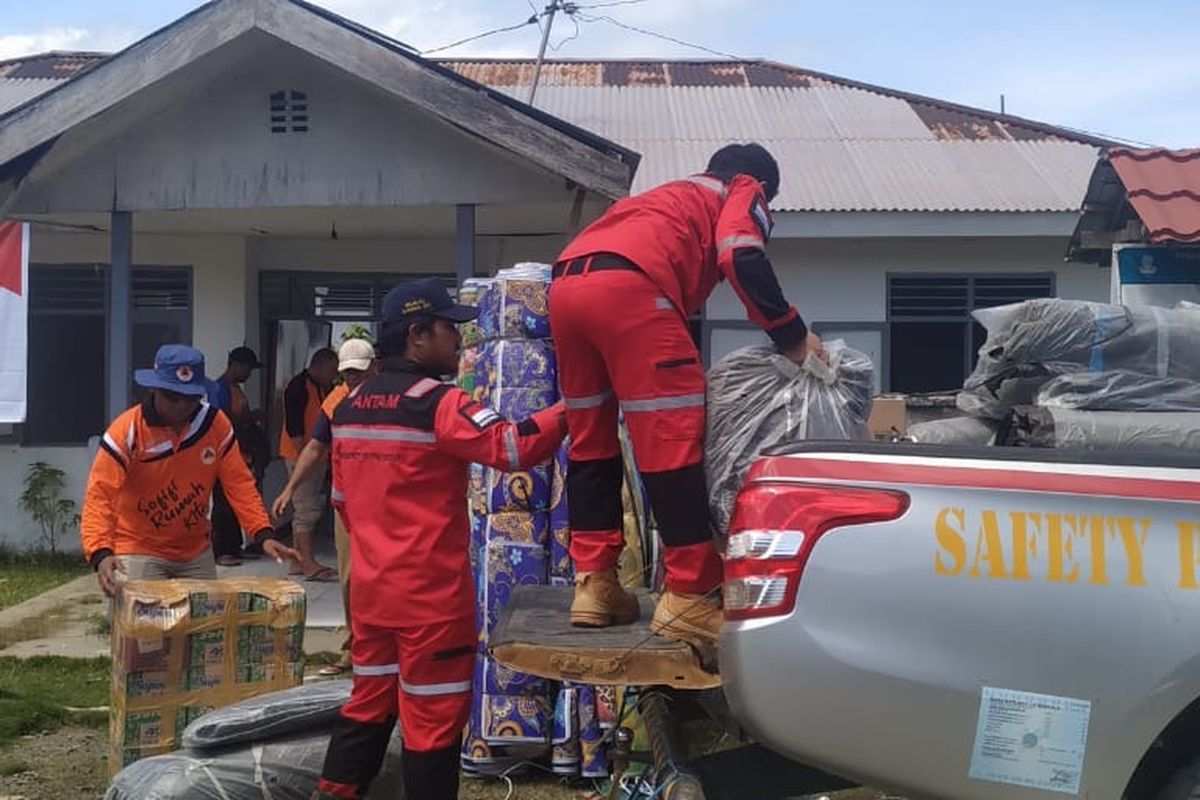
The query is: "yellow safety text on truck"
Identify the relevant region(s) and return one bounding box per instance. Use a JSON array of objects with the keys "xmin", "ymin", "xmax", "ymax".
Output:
[{"xmin": 934, "ymin": 508, "xmax": 1200, "ymax": 589}]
